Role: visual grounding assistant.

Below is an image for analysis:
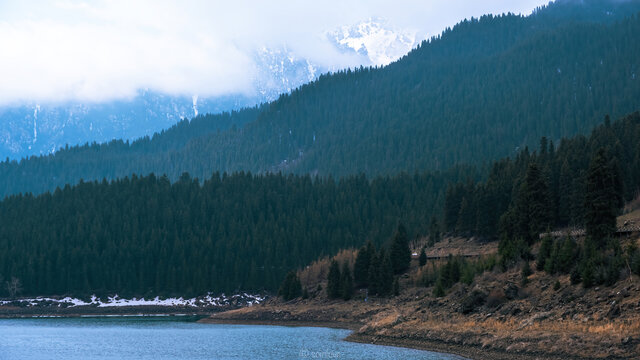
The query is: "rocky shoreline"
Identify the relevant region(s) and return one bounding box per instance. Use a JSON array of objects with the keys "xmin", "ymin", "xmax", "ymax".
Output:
[{"xmin": 201, "ymin": 270, "xmax": 640, "ymax": 359}]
